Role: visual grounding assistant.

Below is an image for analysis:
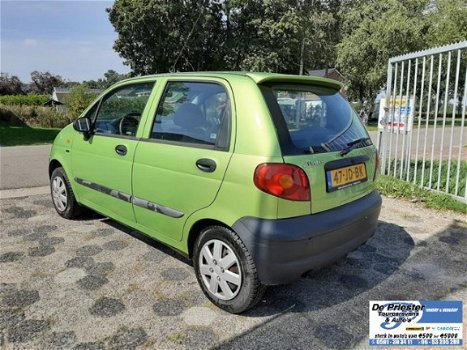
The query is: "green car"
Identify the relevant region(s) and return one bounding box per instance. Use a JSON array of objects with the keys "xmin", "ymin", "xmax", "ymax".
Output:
[{"xmin": 49, "ymin": 72, "xmax": 381, "ymax": 313}]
